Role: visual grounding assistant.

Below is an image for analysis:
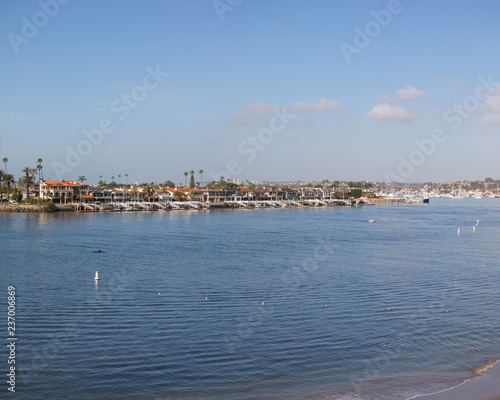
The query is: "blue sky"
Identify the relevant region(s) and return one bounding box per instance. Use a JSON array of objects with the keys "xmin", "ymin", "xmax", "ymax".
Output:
[{"xmin": 1, "ymin": 0, "xmax": 500, "ymax": 184}]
